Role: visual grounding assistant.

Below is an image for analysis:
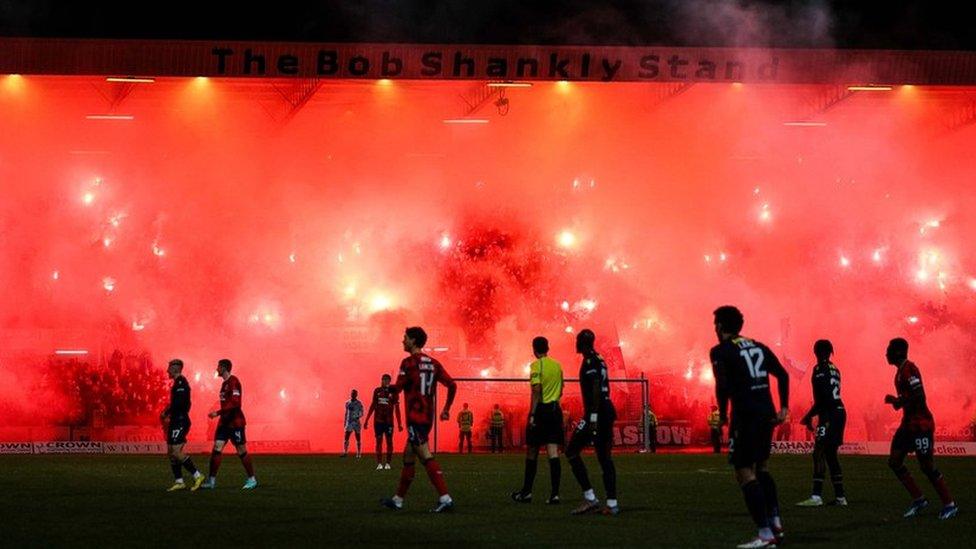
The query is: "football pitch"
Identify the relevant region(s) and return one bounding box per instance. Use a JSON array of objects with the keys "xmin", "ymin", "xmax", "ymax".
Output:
[{"xmin": 1, "ymin": 453, "xmax": 970, "ymax": 547}]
